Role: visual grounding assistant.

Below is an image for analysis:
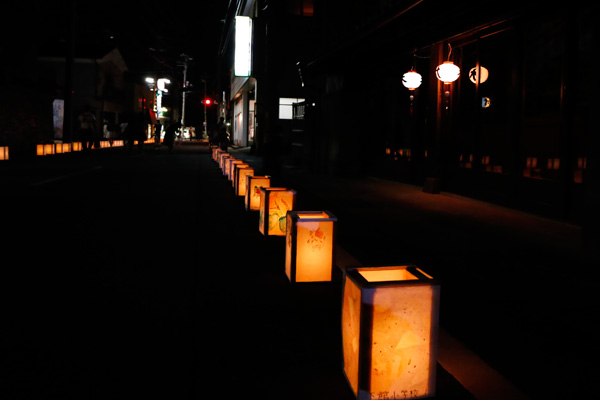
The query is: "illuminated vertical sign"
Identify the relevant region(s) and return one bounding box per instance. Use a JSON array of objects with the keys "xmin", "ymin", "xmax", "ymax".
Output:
[{"xmin": 235, "ymin": 16, "xmax": 252, "ymax": 77}]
